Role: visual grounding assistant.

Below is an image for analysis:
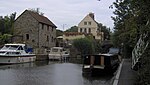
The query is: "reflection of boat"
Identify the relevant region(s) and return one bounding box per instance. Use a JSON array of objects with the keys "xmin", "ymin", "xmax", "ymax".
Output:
[
  {"xmin": 82, "ymin": 48, "xmax": 120, "ymax": 76},
  {"xmin": 48, "ymin": 47, "xmax": 70, "ymax": 61},
  {"xmin": 0, "ymin": 44, "xmax": 36, "ymax": 64}
]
